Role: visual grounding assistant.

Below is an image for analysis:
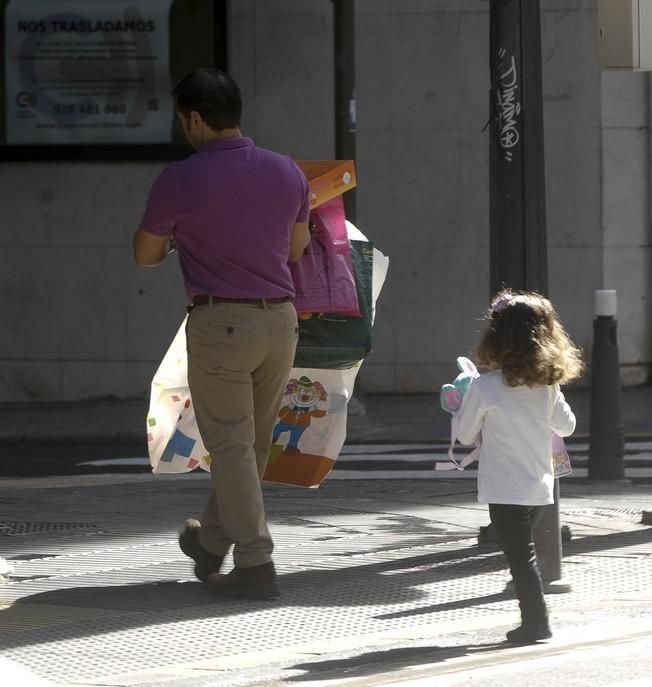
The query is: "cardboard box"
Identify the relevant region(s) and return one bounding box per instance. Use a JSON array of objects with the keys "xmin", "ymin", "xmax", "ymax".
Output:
[{"xmin": 296, "ymin": 160, "xmax": 356, "ymax": 209}]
